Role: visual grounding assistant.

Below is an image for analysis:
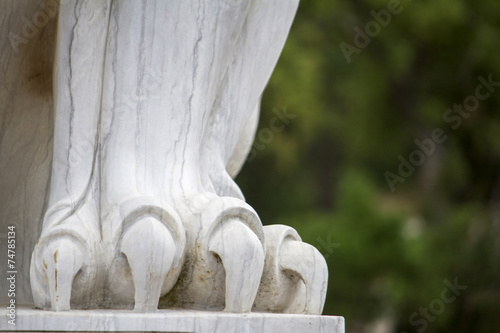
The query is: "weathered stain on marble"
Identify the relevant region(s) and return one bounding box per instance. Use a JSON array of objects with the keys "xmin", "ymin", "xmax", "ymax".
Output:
[{"xmin": 1, "ymin": 0, "xmax": 330, "ymax": 316}]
